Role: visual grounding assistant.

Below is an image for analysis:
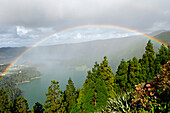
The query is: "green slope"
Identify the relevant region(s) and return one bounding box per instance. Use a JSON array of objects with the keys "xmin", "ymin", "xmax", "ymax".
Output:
[{"xmin": 154, "ymin": 31, "xmax": 170, "ymax": 45}]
